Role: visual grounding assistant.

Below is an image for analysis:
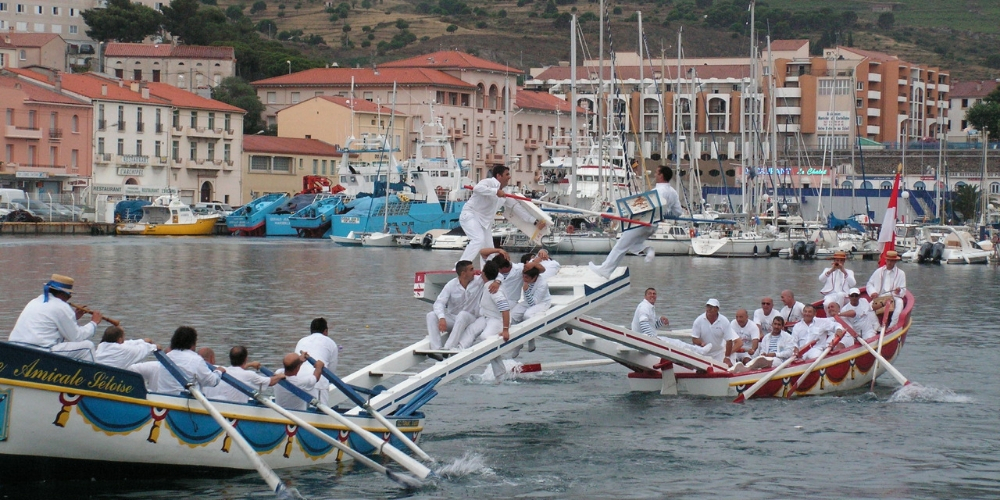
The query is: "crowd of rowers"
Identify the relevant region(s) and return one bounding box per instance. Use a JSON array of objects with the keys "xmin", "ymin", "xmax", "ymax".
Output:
[
  {"xmin": 7, "ymin": 274, "xmax": 340, "ymax": 408},
  {"xmin": 426, "ymin": 245, "xmax": 908, "ymax": 376}
]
